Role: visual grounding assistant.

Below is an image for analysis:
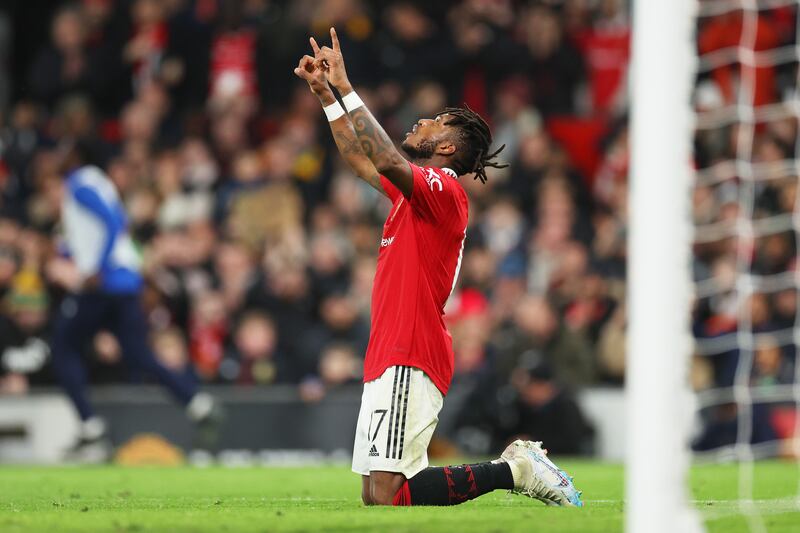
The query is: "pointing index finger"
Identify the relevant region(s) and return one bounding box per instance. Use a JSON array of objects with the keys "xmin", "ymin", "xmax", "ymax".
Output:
[
  {"xmin": 330, "ymin": 27, "xmax": 340, "ymax": 52},
  {"xmin": 309, "ymin": 36, "xmax": 321, "ymax": 55}
]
